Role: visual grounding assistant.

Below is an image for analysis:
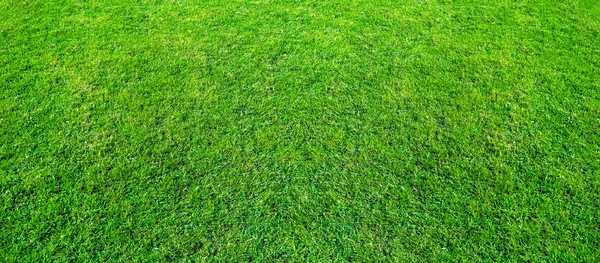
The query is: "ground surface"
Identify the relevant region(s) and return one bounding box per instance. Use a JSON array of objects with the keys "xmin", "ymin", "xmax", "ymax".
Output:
[{"xmin": 1, "ymin": 0, "xmax": 599, "ymax": 262}]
